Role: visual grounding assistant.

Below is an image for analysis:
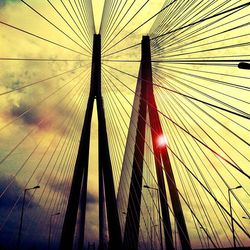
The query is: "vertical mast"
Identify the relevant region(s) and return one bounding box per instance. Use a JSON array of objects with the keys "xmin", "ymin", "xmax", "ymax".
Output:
[
  {"xmin": 144, "ymin": 35, "xmax": 191, "ymax": 250},
  {"xmin": 60, "ymin": 34, "xmax": 122, "ymax": 250}
]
